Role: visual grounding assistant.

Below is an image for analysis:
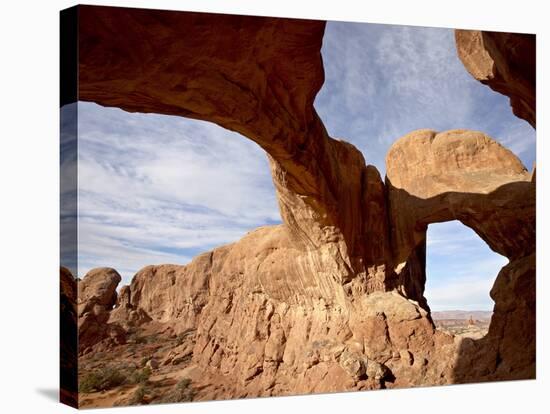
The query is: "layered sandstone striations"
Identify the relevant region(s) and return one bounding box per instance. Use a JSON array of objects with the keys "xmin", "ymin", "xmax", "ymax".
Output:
[
  {"xmin": 455, "ymin": 30, "xmax": 536, "ymax": 127},
  {"xmin": 69, "ymin": 5, "xmax": 536, "ymax": 405}
]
